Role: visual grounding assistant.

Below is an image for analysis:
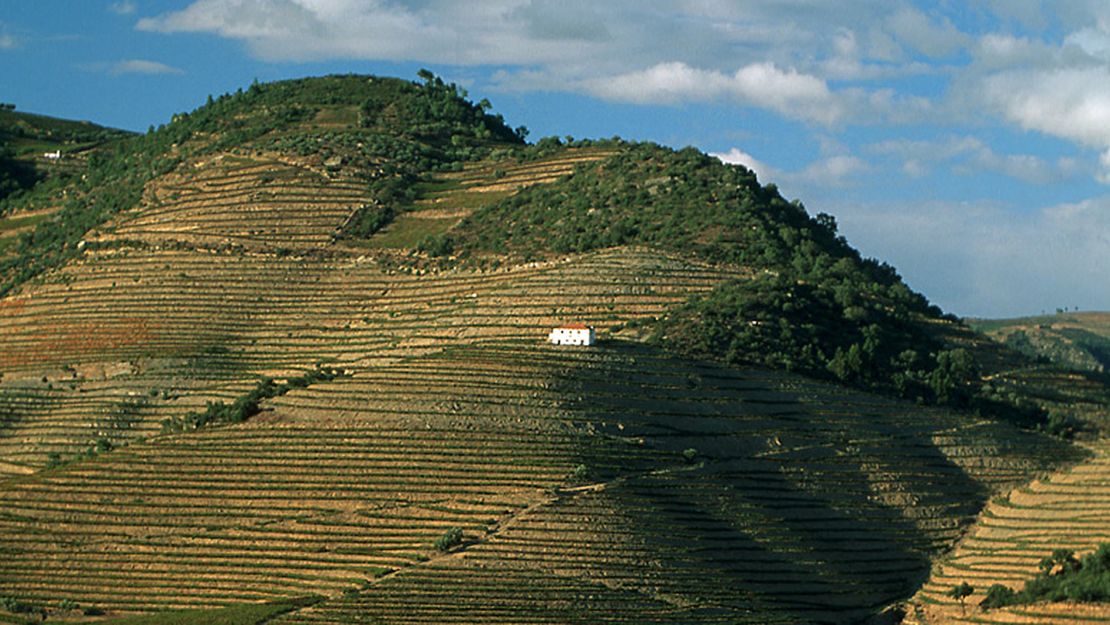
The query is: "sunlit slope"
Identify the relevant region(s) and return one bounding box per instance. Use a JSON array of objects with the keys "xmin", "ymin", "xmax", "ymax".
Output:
[
  {"xmin": 0, "ymin": 343, "xmax": 1069, "ymax": 623},
  {"xmin": 364, "ymin": 147, "xmax": 618, "ymax": 249},
  {"xmin": 87, "ymin": 145, "xmax": 614, "ymax": 253},
  {"xmin": 94, "ymin": 151, "xmax": 370, "ymax": 251},
  {"xmin": 0, "ymin": 246, "xmax": 741, "ymax": 469},
  {"xmin": 0, "ymin": 73, "xmax": 1101, "ymax": 625},
  {"xmin": 914, "ymin": 440, "xmax": 1110, "ymax": 624}
]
